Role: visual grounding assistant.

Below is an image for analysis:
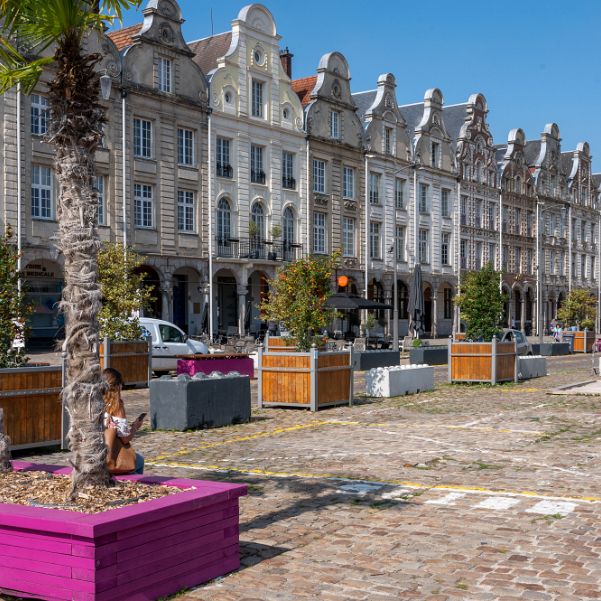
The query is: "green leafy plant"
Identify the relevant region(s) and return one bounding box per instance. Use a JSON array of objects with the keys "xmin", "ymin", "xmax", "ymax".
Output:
[
  {"xmin": 271, "ymin": 224, "xmax": 282, "ymax": 239},
  {"xmin": 97, "ymin": 243, "xmax": 152, "ymax": 341},
  {"xmin": 456, "ymin": 262, "xmax": 506, "ymax": 341},
  {"xmin": 248, "ymin": 220, "xmax": 259, "ymax": 239},
  {"xmin": 411, "ymin": 338, "xmax": 422, "ymax": 348},
  {"xmin": 557, "ymin": 289, "xmax": 597, "ymax": 331},
  {"xmin": 260, "ymin": 253, "xmax": 339, "ymax": 351},
  {"xmin": 364, "ymin": 312, "xmax": 376, "ymax": 332}
]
